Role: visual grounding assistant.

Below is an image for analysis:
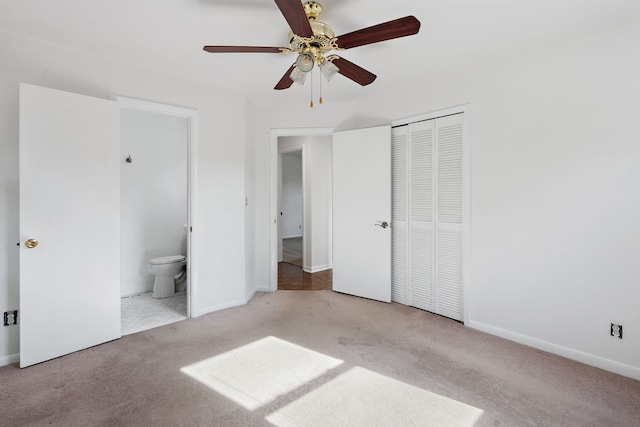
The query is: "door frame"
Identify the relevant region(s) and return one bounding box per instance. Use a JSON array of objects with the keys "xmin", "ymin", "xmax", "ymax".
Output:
[
  {"xmin": 112, "ymin": 95, "xmax": 198, "ymax": 318},
  {"xmin": 391, "ymin": 104, "xmax": 471, "ymax": 324},
  {"xmin": 270, "ymin": 127, "xmax": 334, "ymax": 291}
]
